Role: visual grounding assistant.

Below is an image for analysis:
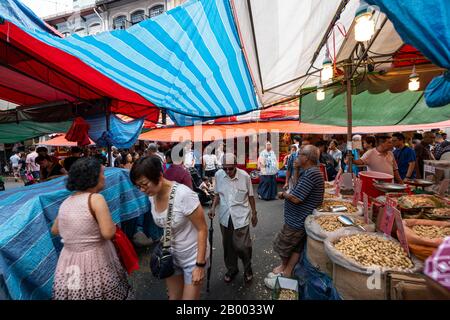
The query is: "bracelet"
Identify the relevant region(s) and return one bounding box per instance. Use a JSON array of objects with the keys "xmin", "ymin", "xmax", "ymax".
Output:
[{"xmin": 196, "ymin": 261, "xmax": 207, "ymax": 268}]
